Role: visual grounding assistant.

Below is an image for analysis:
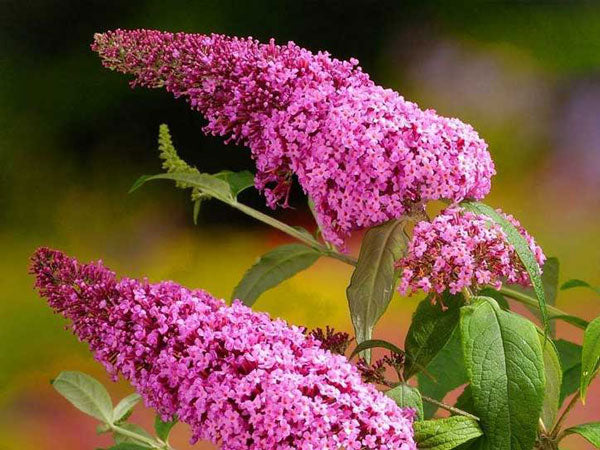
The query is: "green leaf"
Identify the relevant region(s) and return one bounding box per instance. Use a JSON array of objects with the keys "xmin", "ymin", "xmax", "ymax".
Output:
[
  {"xmin": 404, "ymin": 293, "xmax": 462, "ymax": 379},
  {"xmin": 555, "ymin": 339, "xmax": 583, "ymax": 404},
  {"xmin": 461, "ymin": 201, "xmax": 548, "ymax": 335},
  {"xmin": 414, "ymin": 416, "xmax": 483, "ymax": 449},
  {"xmin": 349, "ymin": 338, "xmax": 404, "ymax": 360},
  {"xmin": 460, "ymin": 296, "xmax": 545, "ymax": 450},
  {"xmin": 561, "ymin": 279, "xmax": 600, "ymax": 296},
  {"xmin": 113, "ymin": 393, "xmax": 141, "ymax": 423},
  {"xmin": 130, "ymin": 172, "xmax": 232, "ymax": 201},
  {"xmin": 52, "ymin": 371, "xmax": 113, "ymax": 424},
  {"xmin": 455, "ymin": 385, "xmax": 475, "ymax": 414},
  {"xmin": 418, "ymin": 329, "xmax": 468, "ymax": 418},
  {"xmin": 232, "ymin": 244, "xmax": 321, "ymax": 306},
  {"xmin": 103, "ymin": 445, "xmax": 150, "ymax": 450},
  {"xmin": 214, "ymin": 170, "xmax": 255, "ymax": 198},
  {"xmin": 386, "ymin": 383, "xmax": 424, "ymax": 420},
  {"xmin": 564, "ymin": 422, "xmax": 600, "ymax": 447},
  {"xmin": 154, "ymin": 415, "xmax": 177, "ymax": 442},
  {"xmin": 537, "ymin": 331, "xmax": 562, "ymax": 429},
  {"xmin": 346, "ymin": 220, "xmax": 408, "ymax": 361},
  {"xmin": 477, "ymin": 287, "xmax": 509, "ymax": 310},
  {"xmin": 113, "ymin": 423, "xmax": 153, "ymax": 447},
  {"xmin": 581, "ymin": 316, "xmax": 600, "ymax": 402},
  {"xmin": 549, "ymin": 313, "xmax": 589, "ymax": 329}
]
